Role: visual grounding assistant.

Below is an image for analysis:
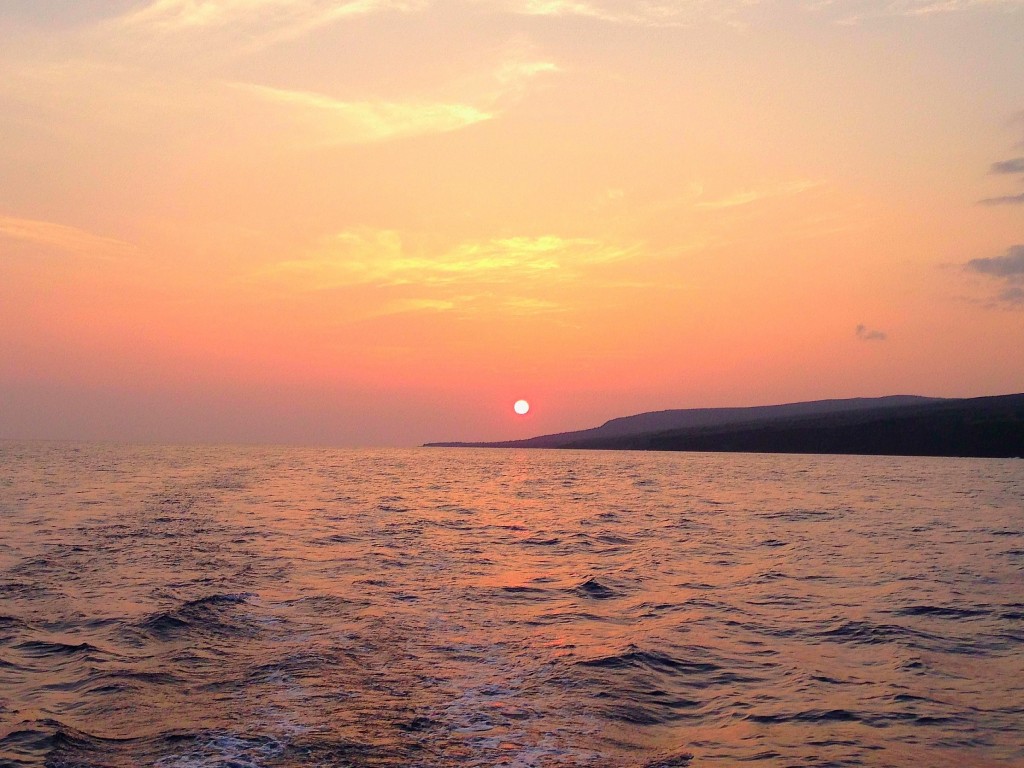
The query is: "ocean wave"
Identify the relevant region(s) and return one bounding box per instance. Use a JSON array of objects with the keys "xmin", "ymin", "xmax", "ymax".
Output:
[
  {"xmin": 813, "ymin": 619, "xmax": 941, "ymax": 647},
  {"xmin": 135, "ymin": 593, "xmax": 256, "ymax": 639},
  {"xmin": 11, "ymin": 640, "xmax": 106, "ymax": 658},
  {"xmin": 894, "ymin": 605, "xmax": 990, "ymax": 619},
  {"xmin": 572, "ymin": 577, "xmax": 621, "ymax": 600},
  {"xmin": 577, "ymin": 645, "xmax": 721, "ymax": 675}
]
